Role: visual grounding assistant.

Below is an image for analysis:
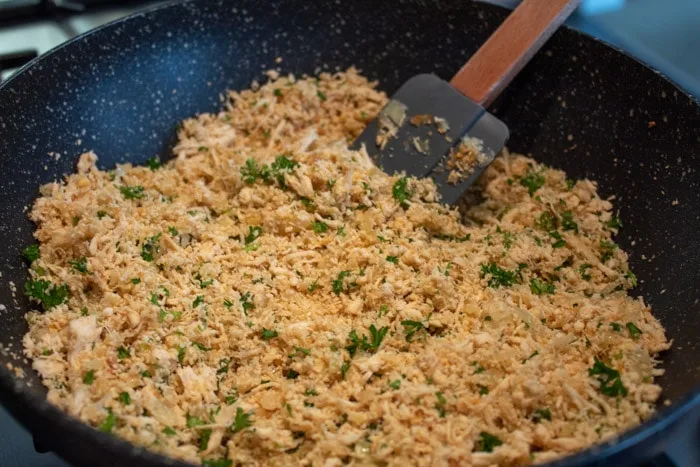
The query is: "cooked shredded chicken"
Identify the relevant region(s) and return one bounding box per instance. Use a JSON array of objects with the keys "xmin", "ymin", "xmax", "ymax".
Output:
[{"xmin": 23, "ymin": 68, "xmax": 669, "ymax": 466}]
